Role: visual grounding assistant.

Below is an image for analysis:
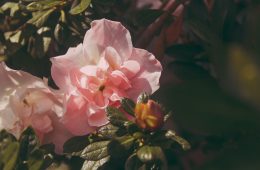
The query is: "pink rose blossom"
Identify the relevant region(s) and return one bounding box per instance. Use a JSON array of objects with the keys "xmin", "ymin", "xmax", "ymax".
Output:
[
  {"xmin": 0, "ymin": 62, "xmax": 72, "ymax": 153},
  {"xmin": 51, "ymin": 19, "xmax": 162, "ymax": 136}
]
